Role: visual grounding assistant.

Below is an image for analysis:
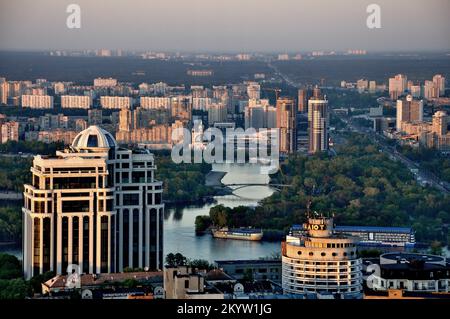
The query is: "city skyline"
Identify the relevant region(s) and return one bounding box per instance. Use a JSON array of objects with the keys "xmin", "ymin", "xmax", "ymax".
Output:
[
  {"xmin": 1, "ymin": 1, "xmax": 450, "ymax": 303},
  {"xmin": 0, "ymin": 0, "xmax": 449, "ymax": 52}
]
